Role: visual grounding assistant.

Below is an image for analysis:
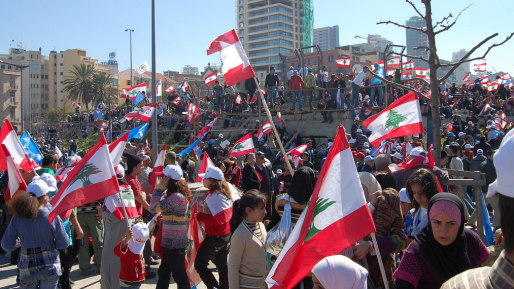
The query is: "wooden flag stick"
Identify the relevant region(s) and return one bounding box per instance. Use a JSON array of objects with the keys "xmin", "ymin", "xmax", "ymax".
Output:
[
  {"xmin": 371, "ymin": 232, "xmax": 390, "ymax": 289},
  {"xmin": 253, "ymin": 77, "xmax": 294, "ymax": 176}
]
